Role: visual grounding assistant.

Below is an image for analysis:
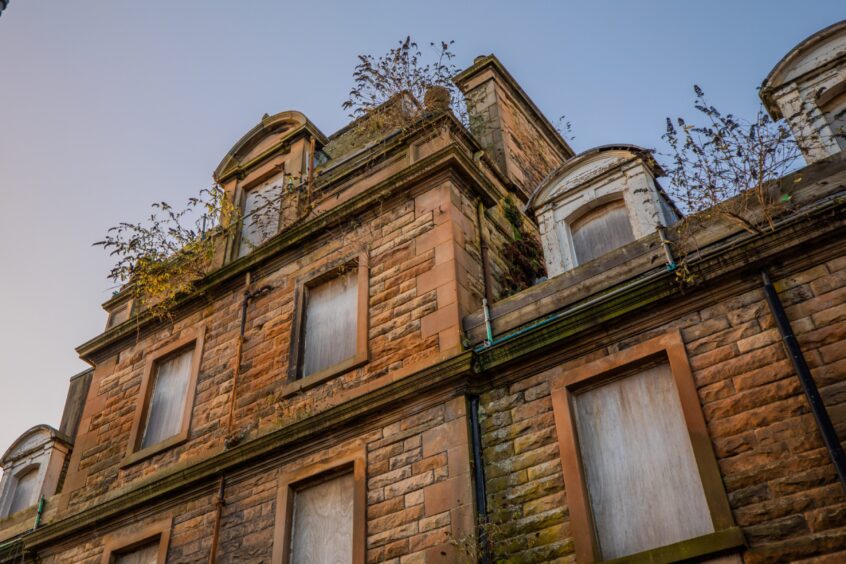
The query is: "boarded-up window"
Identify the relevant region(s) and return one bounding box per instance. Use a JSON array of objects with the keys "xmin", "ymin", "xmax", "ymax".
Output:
[
  {"xmin": 239, "ymin": 175, "xmax": 284, "ymax": 257},
  {"xmin": 290, "ymin": 472, "xmax": 354, "ymax": 564},
  {"xmin": 823, "ymin": 91, "xmax": 846, "ymax": 143},
  {"xmin": 140, "ymin": 347, "xmax": 194, "ymax": 450},
  {"xmin": 300, "ymin": 269, "xmax": 358, "ymax": 378},
  {"xmin": 8, "ymin": 467, "xmax": 39, "ymax": 515},
  {"xmin": 573, "ymin": 363, "xmax": 713, "ymax": 559},
  {"xmin": 571, "ymin": 200, "xmax": 635, "ymax": 265},
  {"xmin": 114, "ymin": 540, "xmax": 160, "ymax": 564},
  {"xmin": 107, "ymin": 302, "xmax": 131, "ymax": 329}
]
